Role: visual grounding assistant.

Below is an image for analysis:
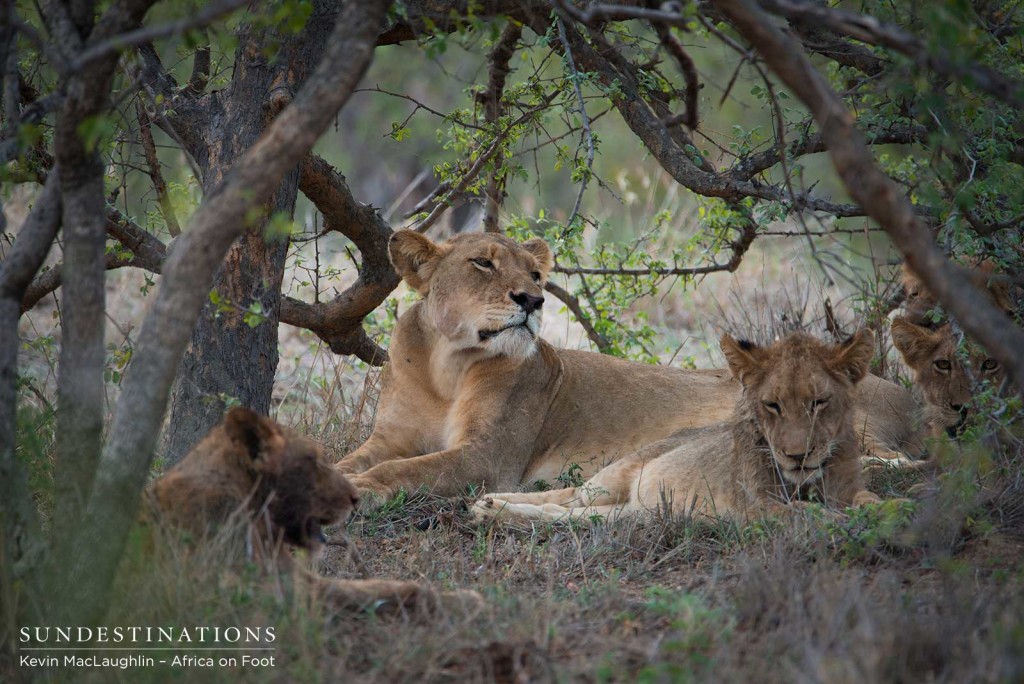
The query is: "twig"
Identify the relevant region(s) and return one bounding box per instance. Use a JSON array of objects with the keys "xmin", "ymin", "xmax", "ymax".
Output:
[
  {"xmin": 413, "ymin": 93, "xmax": 556, "ymax": 234},
  {"xmin": 72, "ymin": 0, "xmax": 248, "ymax": 72},
  {"xmin": 481, "ymin": 21, "xmax": 522, "ymax": 233},
  {"xmin": 544, "ymin": 280, "xmax": 611, "ymax": 352},
  {"xmin": 555, "ymin": 16, "xmax": 595, "ymax": 236},
  {"xmin": 136, "ymin": 101, "xmax": 181, "ymax": 237}
]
